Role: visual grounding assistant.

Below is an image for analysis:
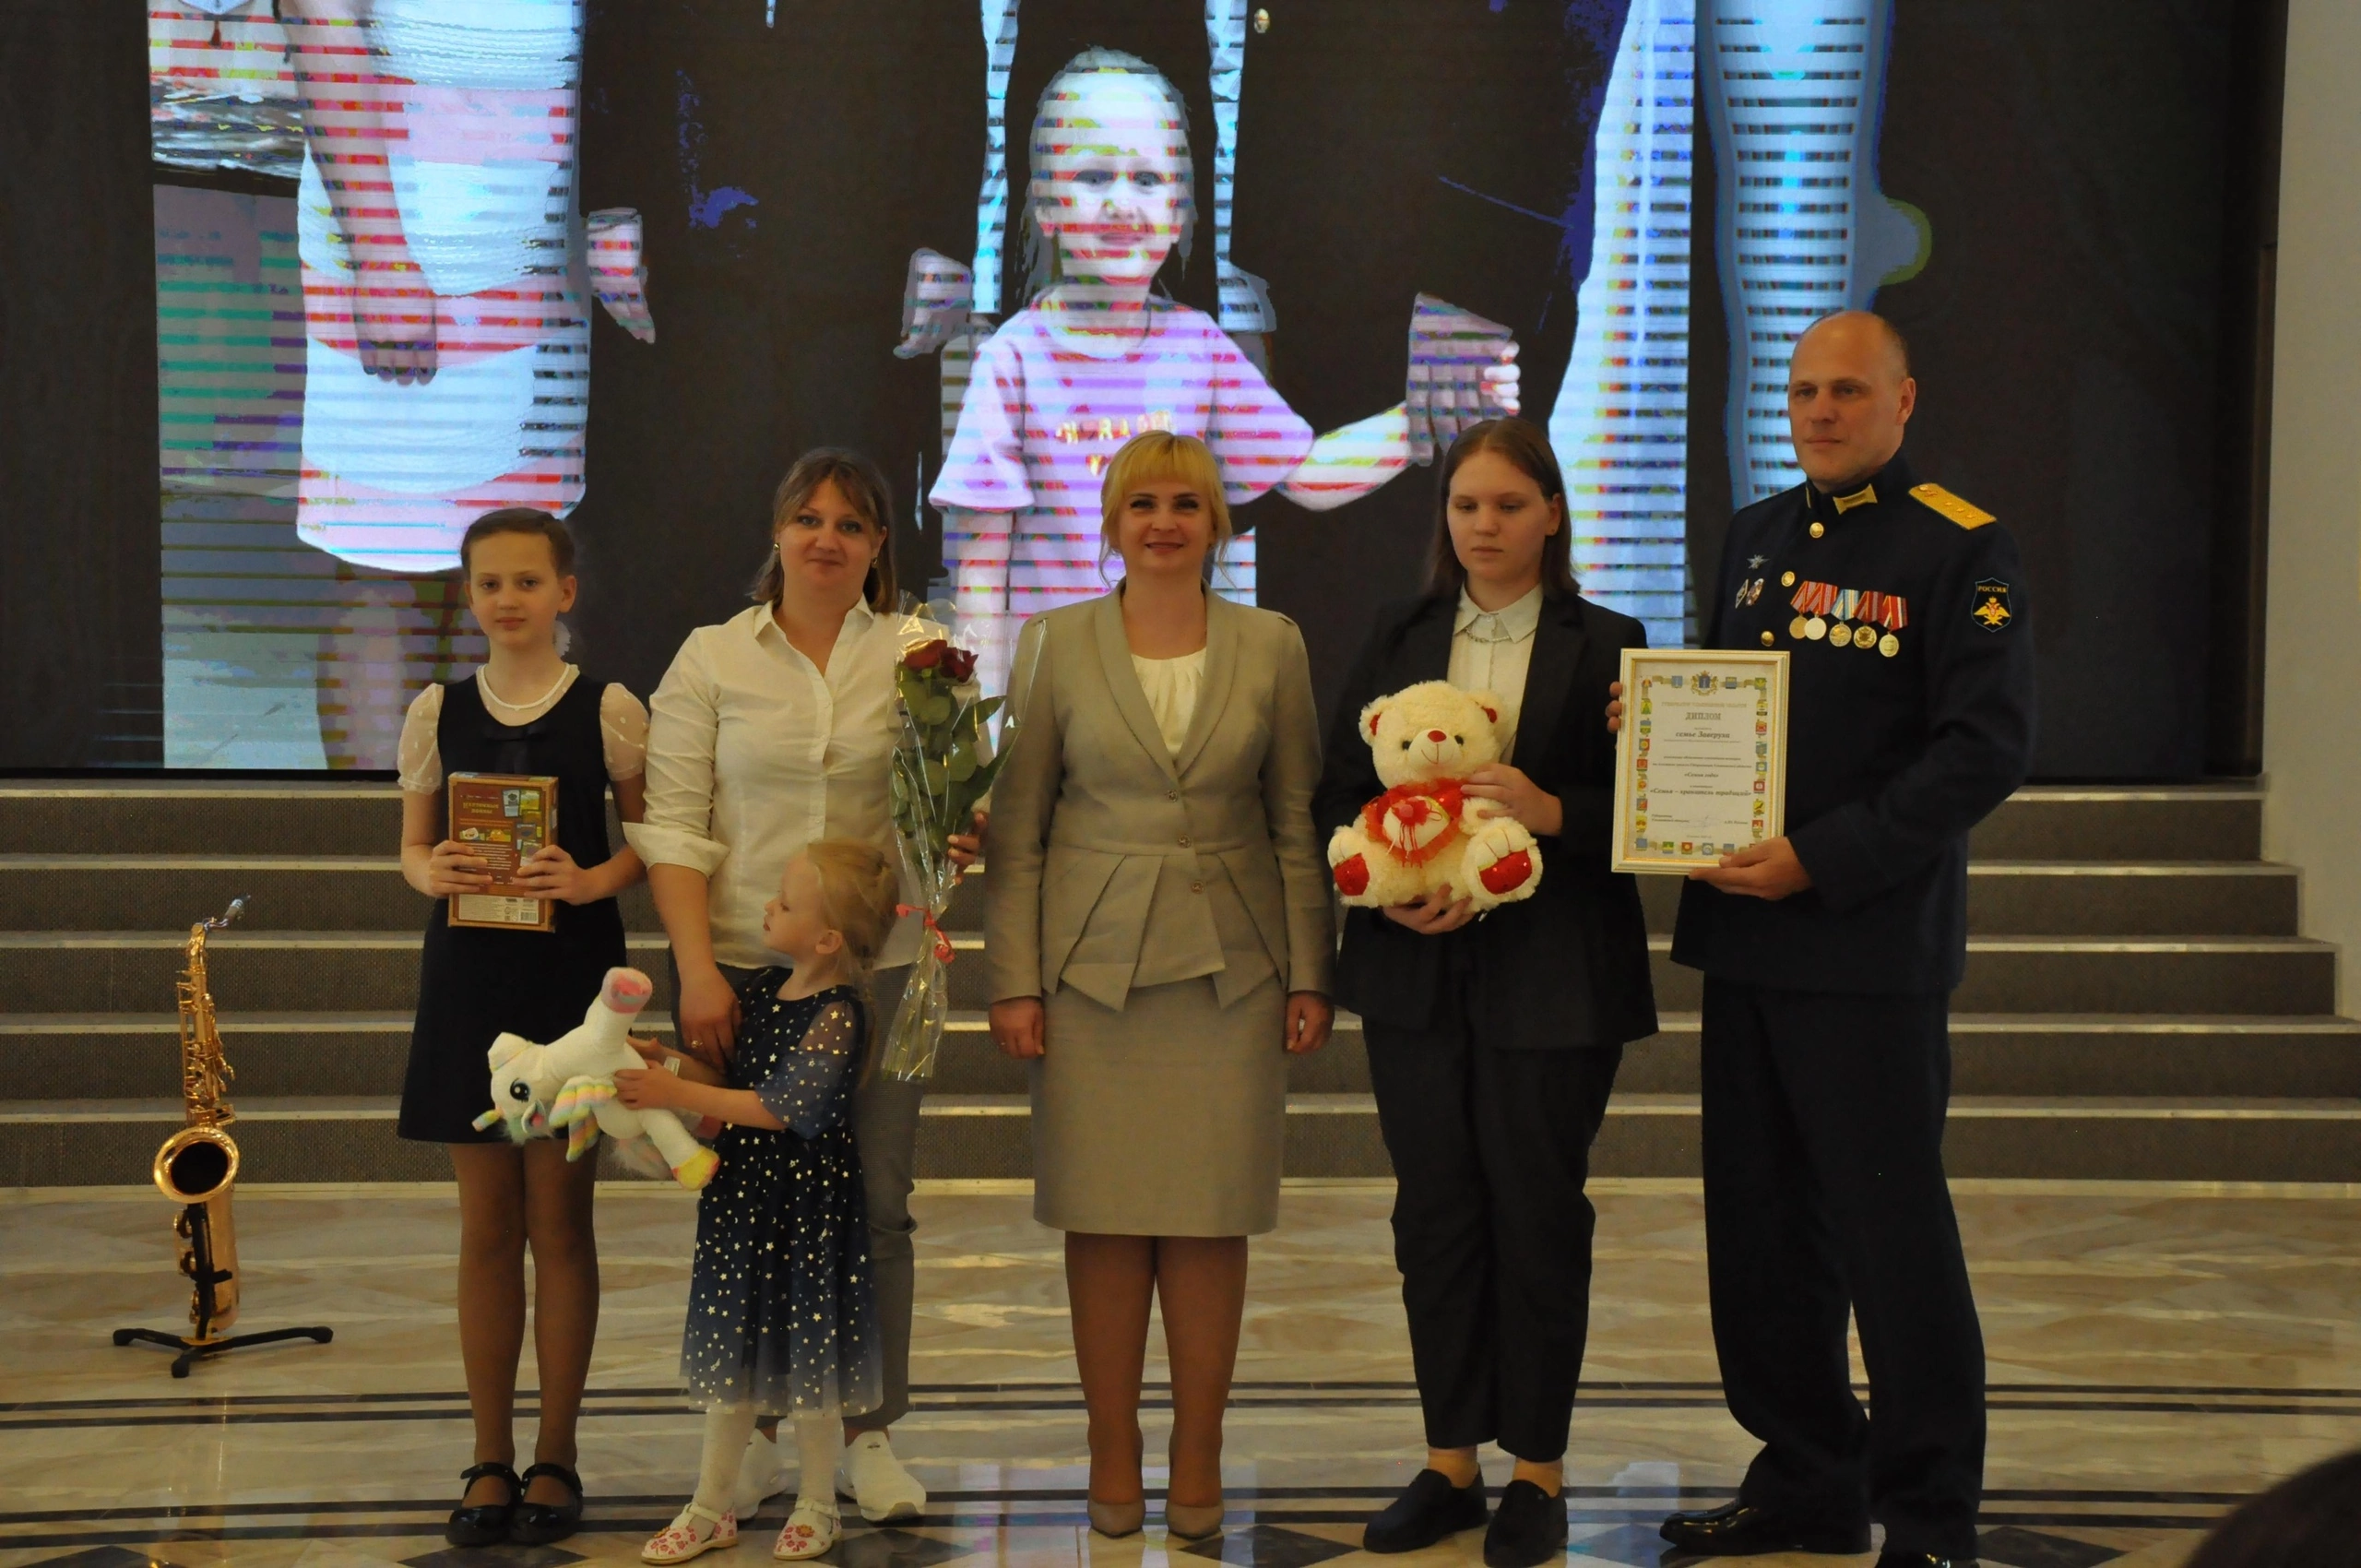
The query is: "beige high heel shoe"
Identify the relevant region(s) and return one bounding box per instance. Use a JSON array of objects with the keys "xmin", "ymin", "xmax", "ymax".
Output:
[
  {"xmin": 1087, "ymin": 1498, "xmax": 1146, "ymax": 1538},
  {"xmin": 1163, "ymin": 1500, "xmax": 1226, "ymax": 1540}
]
